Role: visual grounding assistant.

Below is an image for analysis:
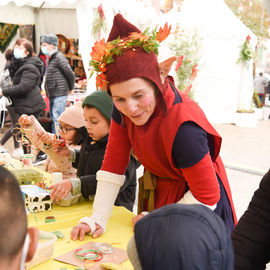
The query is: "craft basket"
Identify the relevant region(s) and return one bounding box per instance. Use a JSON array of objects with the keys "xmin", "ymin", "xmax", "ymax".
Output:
[{"xmin": 25, "ymin": 231, "xmax": 57, "ymax": 269}]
